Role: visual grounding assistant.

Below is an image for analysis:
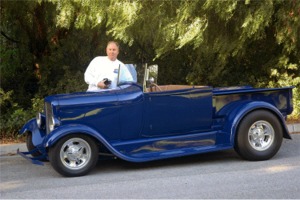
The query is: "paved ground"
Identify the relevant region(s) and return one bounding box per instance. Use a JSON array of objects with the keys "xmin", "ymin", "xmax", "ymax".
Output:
[{"xmin": 0, "ymin": 134, "xmax": 299, "ymax": 199}]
